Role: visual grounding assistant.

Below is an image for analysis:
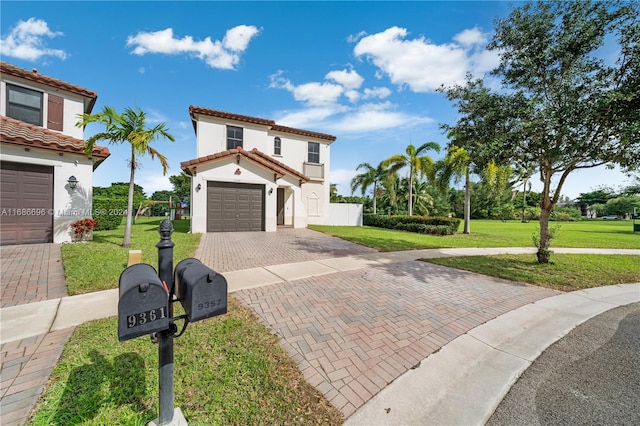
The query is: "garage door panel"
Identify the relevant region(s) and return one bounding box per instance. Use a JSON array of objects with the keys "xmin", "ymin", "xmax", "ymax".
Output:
[
  {"xmin": 1, "ymin": 161, "xmax": 53, "ymax": 245},
  {"xmin": 207, "ymin": 182, "xmax": 264, "ymax": 232}
]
